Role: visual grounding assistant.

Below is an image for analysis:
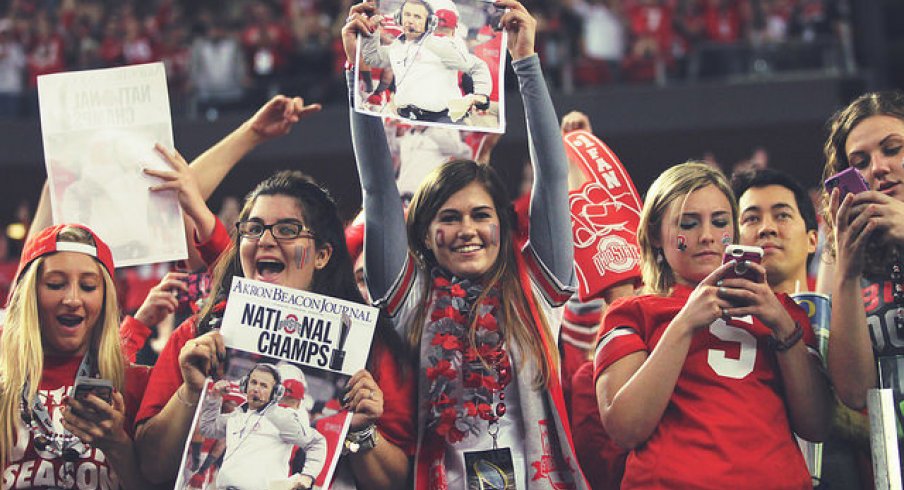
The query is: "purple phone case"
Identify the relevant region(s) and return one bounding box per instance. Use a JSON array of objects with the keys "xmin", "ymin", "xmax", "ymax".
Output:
[{"xmin": 825, "ymin": 167, "xmax": 868, "ymax": 197}]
